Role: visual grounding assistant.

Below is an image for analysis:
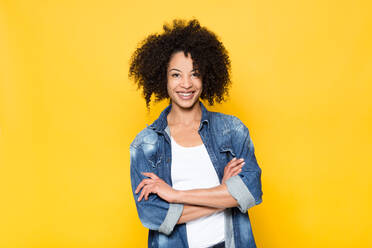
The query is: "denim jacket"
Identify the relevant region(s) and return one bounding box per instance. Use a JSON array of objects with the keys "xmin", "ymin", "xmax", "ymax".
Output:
[{"xmin": 130, "ymin": 101, "xmax": 263, "ymax": 248}]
